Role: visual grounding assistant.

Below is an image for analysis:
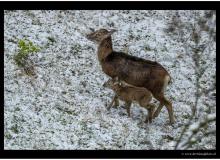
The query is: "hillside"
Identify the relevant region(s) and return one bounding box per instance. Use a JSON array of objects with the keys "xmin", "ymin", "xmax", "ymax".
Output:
[{"xmin": 4, "ymin": 10, "xmax": 216, "ymax": 150}]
